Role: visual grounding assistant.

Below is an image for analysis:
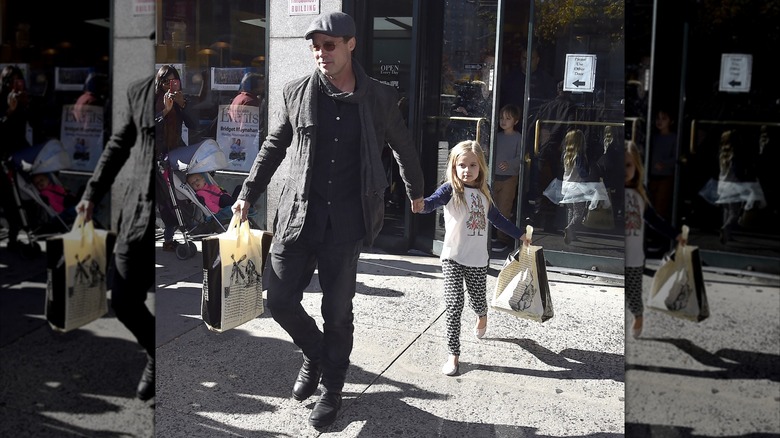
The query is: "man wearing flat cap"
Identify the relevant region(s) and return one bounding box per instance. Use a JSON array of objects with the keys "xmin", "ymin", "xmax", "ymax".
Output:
[{"xmin": 232, "ymin": 11, "xmax": 424, "ymax": 428}]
